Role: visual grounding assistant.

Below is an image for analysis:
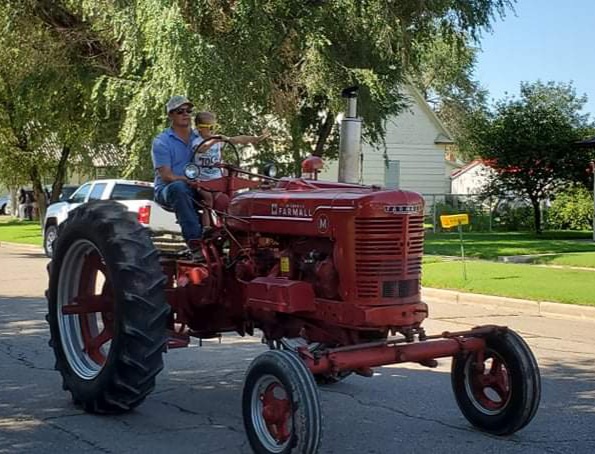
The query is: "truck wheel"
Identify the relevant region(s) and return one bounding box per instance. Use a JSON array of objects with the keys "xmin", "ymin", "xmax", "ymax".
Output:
[
  {"xmin": 243, "ymin": 350, "xmax": 322, "ymax": 454},
  {"xmin": 44, "ymin": 225, "xmax": 58, "ymax": 258},
  {"xmin": 47, "ymin": 200, "xmax": 168, "ymax": 414},
  {"xmin": 451, "ymin": 329, "xmax": 540, "ymax": 435}
]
